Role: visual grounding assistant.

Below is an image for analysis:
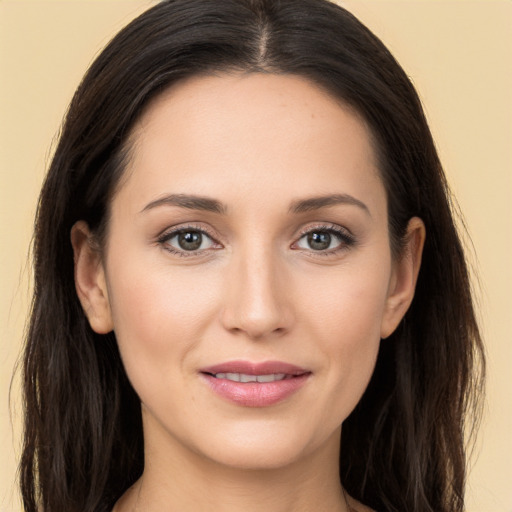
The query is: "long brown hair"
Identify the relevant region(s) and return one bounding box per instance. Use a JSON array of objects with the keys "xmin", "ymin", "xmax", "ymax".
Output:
[{"xmin": 20, "ymin": 1, "xmax": 484, "ymax": 511}]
